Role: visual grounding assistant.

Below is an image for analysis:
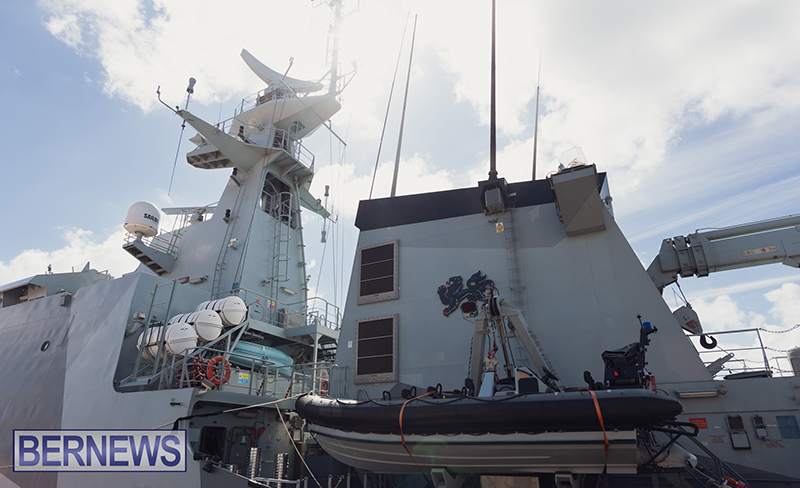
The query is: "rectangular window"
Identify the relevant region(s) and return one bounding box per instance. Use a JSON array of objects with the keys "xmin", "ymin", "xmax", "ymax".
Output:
[
  {"xmin": 726, "ymin": 415, "xmax": 751, "ymax": 450},
  {"xmin": 357, "ymin": 241, "xmax": 398, "ymax": 304},
  {"xmin": 355, "ymin": 315, "xmax": 396, "ymax": 384},
  {"xmin": 777, "ymin": 415, "xmax": 800, "ymax": 439}
]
